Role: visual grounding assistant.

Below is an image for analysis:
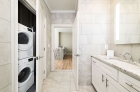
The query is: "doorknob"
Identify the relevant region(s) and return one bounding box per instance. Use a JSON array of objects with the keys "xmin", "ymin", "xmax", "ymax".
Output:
[{"xmin": 74, "ymin": 54, "xmax": 80, "ymax": 57}]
